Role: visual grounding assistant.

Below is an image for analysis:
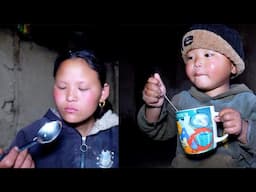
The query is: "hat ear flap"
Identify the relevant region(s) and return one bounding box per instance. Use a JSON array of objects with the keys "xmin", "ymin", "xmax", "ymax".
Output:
[{"xmin": 231, "ymin": 64, "xmax": 238, "ymax": 75}]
